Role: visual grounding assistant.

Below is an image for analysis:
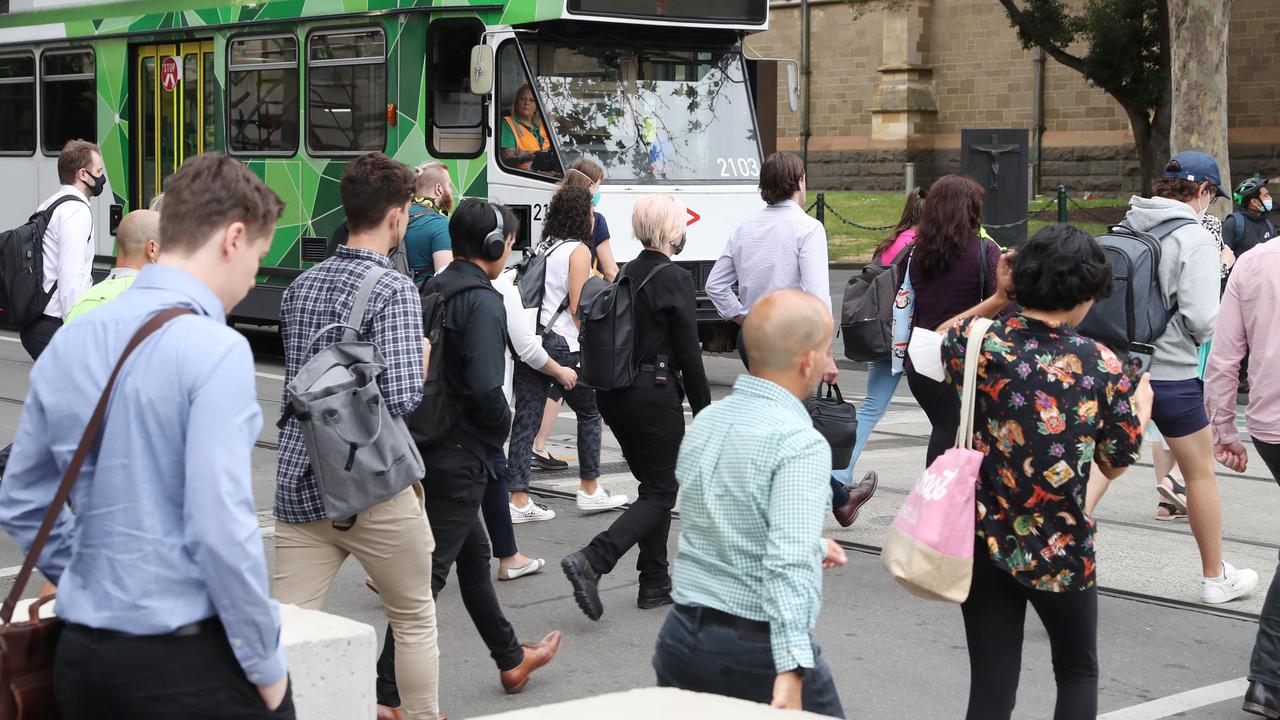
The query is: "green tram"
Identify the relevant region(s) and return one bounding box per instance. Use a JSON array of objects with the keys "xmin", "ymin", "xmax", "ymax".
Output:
[{"xmin": 0, "ymin": 0, "xmax": 778, "ymax": 348}]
